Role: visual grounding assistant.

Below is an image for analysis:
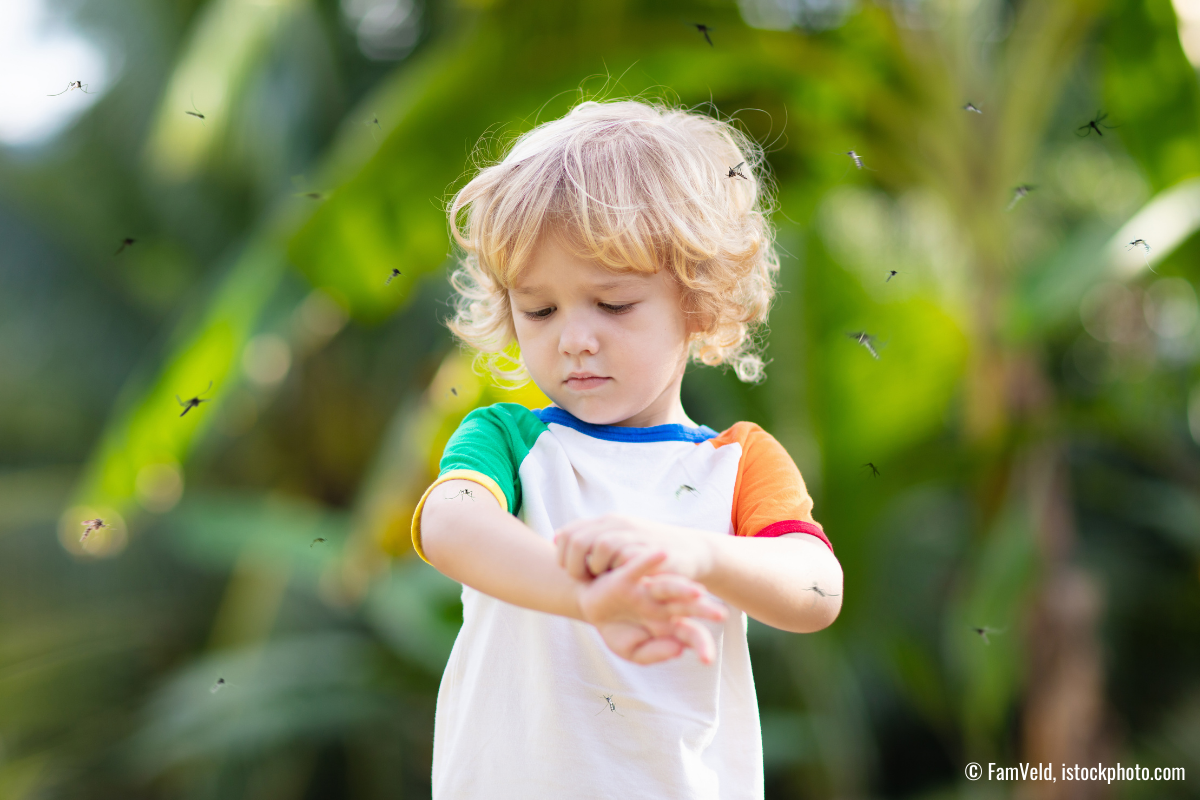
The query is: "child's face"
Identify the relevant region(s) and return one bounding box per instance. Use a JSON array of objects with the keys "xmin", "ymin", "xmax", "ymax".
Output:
[{"xmin": 509, "ymin": 231, "xmax": 694, "ymax": 427}]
